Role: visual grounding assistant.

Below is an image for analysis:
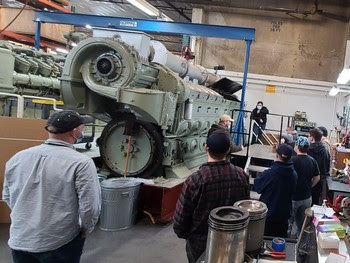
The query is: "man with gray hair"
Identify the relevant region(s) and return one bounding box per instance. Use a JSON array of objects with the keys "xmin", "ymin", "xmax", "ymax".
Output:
[{"xmin": 3, "ymin": 110, "xmax": 101, "ymax": 263}]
